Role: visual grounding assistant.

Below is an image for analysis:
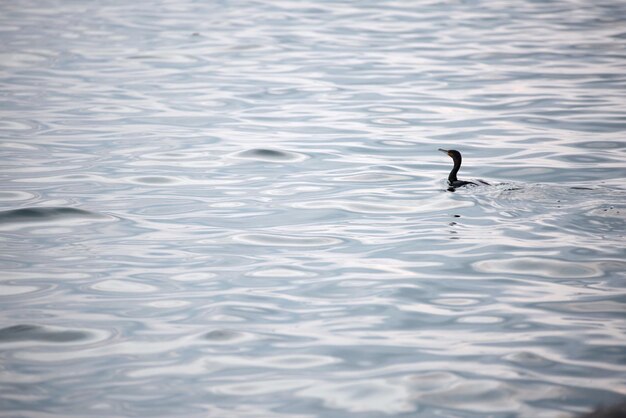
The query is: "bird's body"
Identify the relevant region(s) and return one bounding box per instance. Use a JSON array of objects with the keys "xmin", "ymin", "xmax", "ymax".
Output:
[
  {"xmin": 449, "ymin": 179, "xmax": 477, "ymax": 188},
  {"xmin": 439, "ymin": 148, "xmax": 486, "ymax": 189}
]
